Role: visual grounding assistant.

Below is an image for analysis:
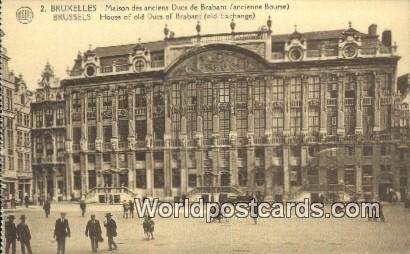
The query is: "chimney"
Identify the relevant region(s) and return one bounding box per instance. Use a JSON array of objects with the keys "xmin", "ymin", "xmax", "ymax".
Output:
[
  {"xmin": 382, "ymin": 30, "xmax": 392, "ymax": 47},
  {"xmin": 368, "ymin": 24, "xmax": 377, "ymax": 36}
]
